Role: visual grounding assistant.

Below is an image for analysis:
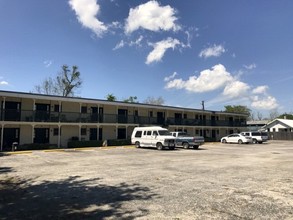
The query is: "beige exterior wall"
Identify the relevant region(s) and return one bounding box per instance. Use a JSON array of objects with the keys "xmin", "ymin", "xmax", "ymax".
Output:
[
  {"xmin": 61, "ymin": 125, "xmax": 79, "ymax": 147},
  {"xmin": 20, "ymin": 125, "xmax": 33, "ymax": 145}
]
